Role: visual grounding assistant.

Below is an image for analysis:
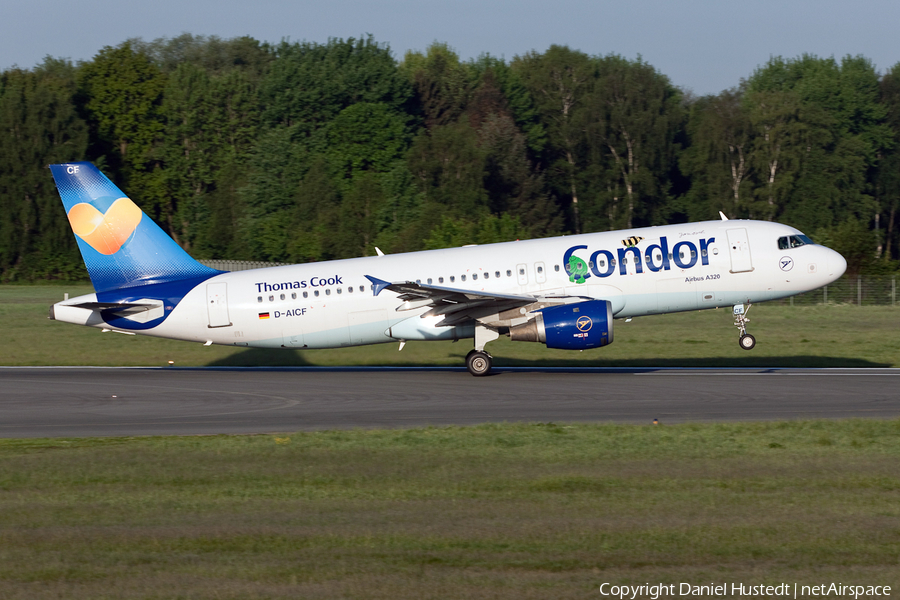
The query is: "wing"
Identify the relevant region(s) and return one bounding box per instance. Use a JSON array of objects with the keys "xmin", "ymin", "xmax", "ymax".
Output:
[{"xmin": 366, "ymin": 275, "xmax": 542, "ymax": 327}]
